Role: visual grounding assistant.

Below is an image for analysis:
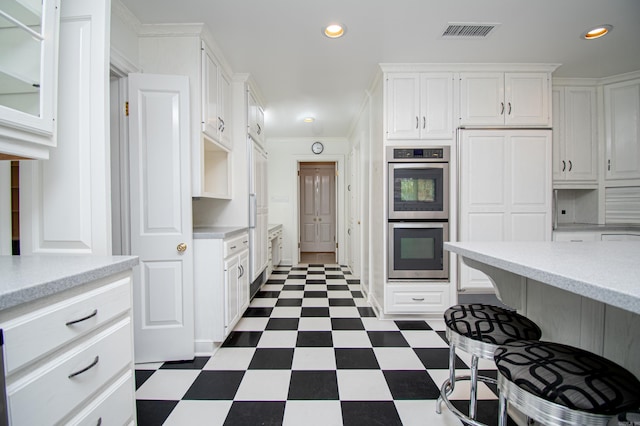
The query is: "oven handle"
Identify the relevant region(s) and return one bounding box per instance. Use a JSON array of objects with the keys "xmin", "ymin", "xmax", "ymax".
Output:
[
  {"xmin": 388, "ymin": 163, "xmax": 448, "ymax": 169},
  {"xmin": 388, "ymin": 222, "xmax": 447, "ymax": 229}
]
